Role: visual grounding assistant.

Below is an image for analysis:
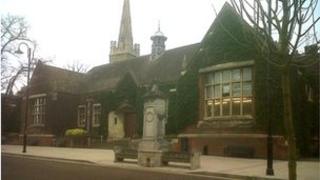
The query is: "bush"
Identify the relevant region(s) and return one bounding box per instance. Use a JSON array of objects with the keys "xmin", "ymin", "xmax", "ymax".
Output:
[{"xmin": 65, "ymin": 128, "xmax": 87, "ymax": 137}]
